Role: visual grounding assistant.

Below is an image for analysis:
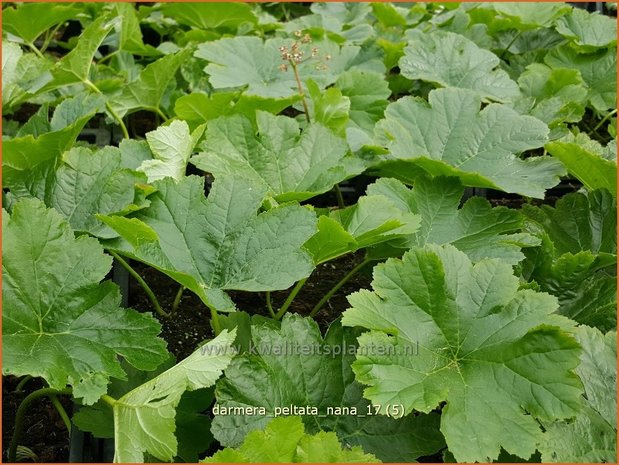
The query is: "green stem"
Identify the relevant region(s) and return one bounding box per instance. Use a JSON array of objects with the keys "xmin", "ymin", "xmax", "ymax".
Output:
[
  {"xmin": 84, "ymin": 79, "xmax": 130, "ymax": 139},
  {"xmin": 49, "ymin": 395, "xmax": 71, "ymax": 433},
  {"xmin": 26, "ymin": 41, "xmax": 45, "ymax": 59},
  {"xmin": 9, "ymin": 387, "xmax": 72, "ymax": 462},
  {"xmin": 266, "ymin": 291, "xmax": 276, "ymax": 318},
  {"xmin": 291, "ymin": 62, "xmax": 311, "ymax": 123},
  {"xmin": 499, "ymin": 31, "xmax": 522, "ymax": 60},
  {"xmin": 592, "ymin": 108, "xmax": 617, "ymax": 133},
  {"xmin": 41, "ymin": 23, "xmax": 63, "ymax": 53},
  {"xmin": 97, "ymin": 49, "xmax": 120, "ymax": 66},
  {"xmin": 171, "ymin": 286, "xmax": 185, "ymax": 315},
  {"xmin": 309, "ymin": 258, "xmax": 372, "ymax": 318},
  {"xmin": 275, "ymin": 278, "xmax": 307, "ymax": 320},
  {"xmin": 154, "ymin": 107, "xmax": 170, "ymax": 122},
  {"xmin": 101, "ymin": 394, "xmax": 117, "ymax": 407},
  {"xmin": 109, "ymin": 252, "xmax": 169, "ymax": 318},
  {"xmin": 210, "ymin": 307, "xmax": 222, "ymax": 336},
  {"xmin": 15, "ymin": 376, "xmax": 33, "ymax": 393},
  {"xmin": 333, "ymin": 184, "xmax": 345, "ymax": 209}
]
